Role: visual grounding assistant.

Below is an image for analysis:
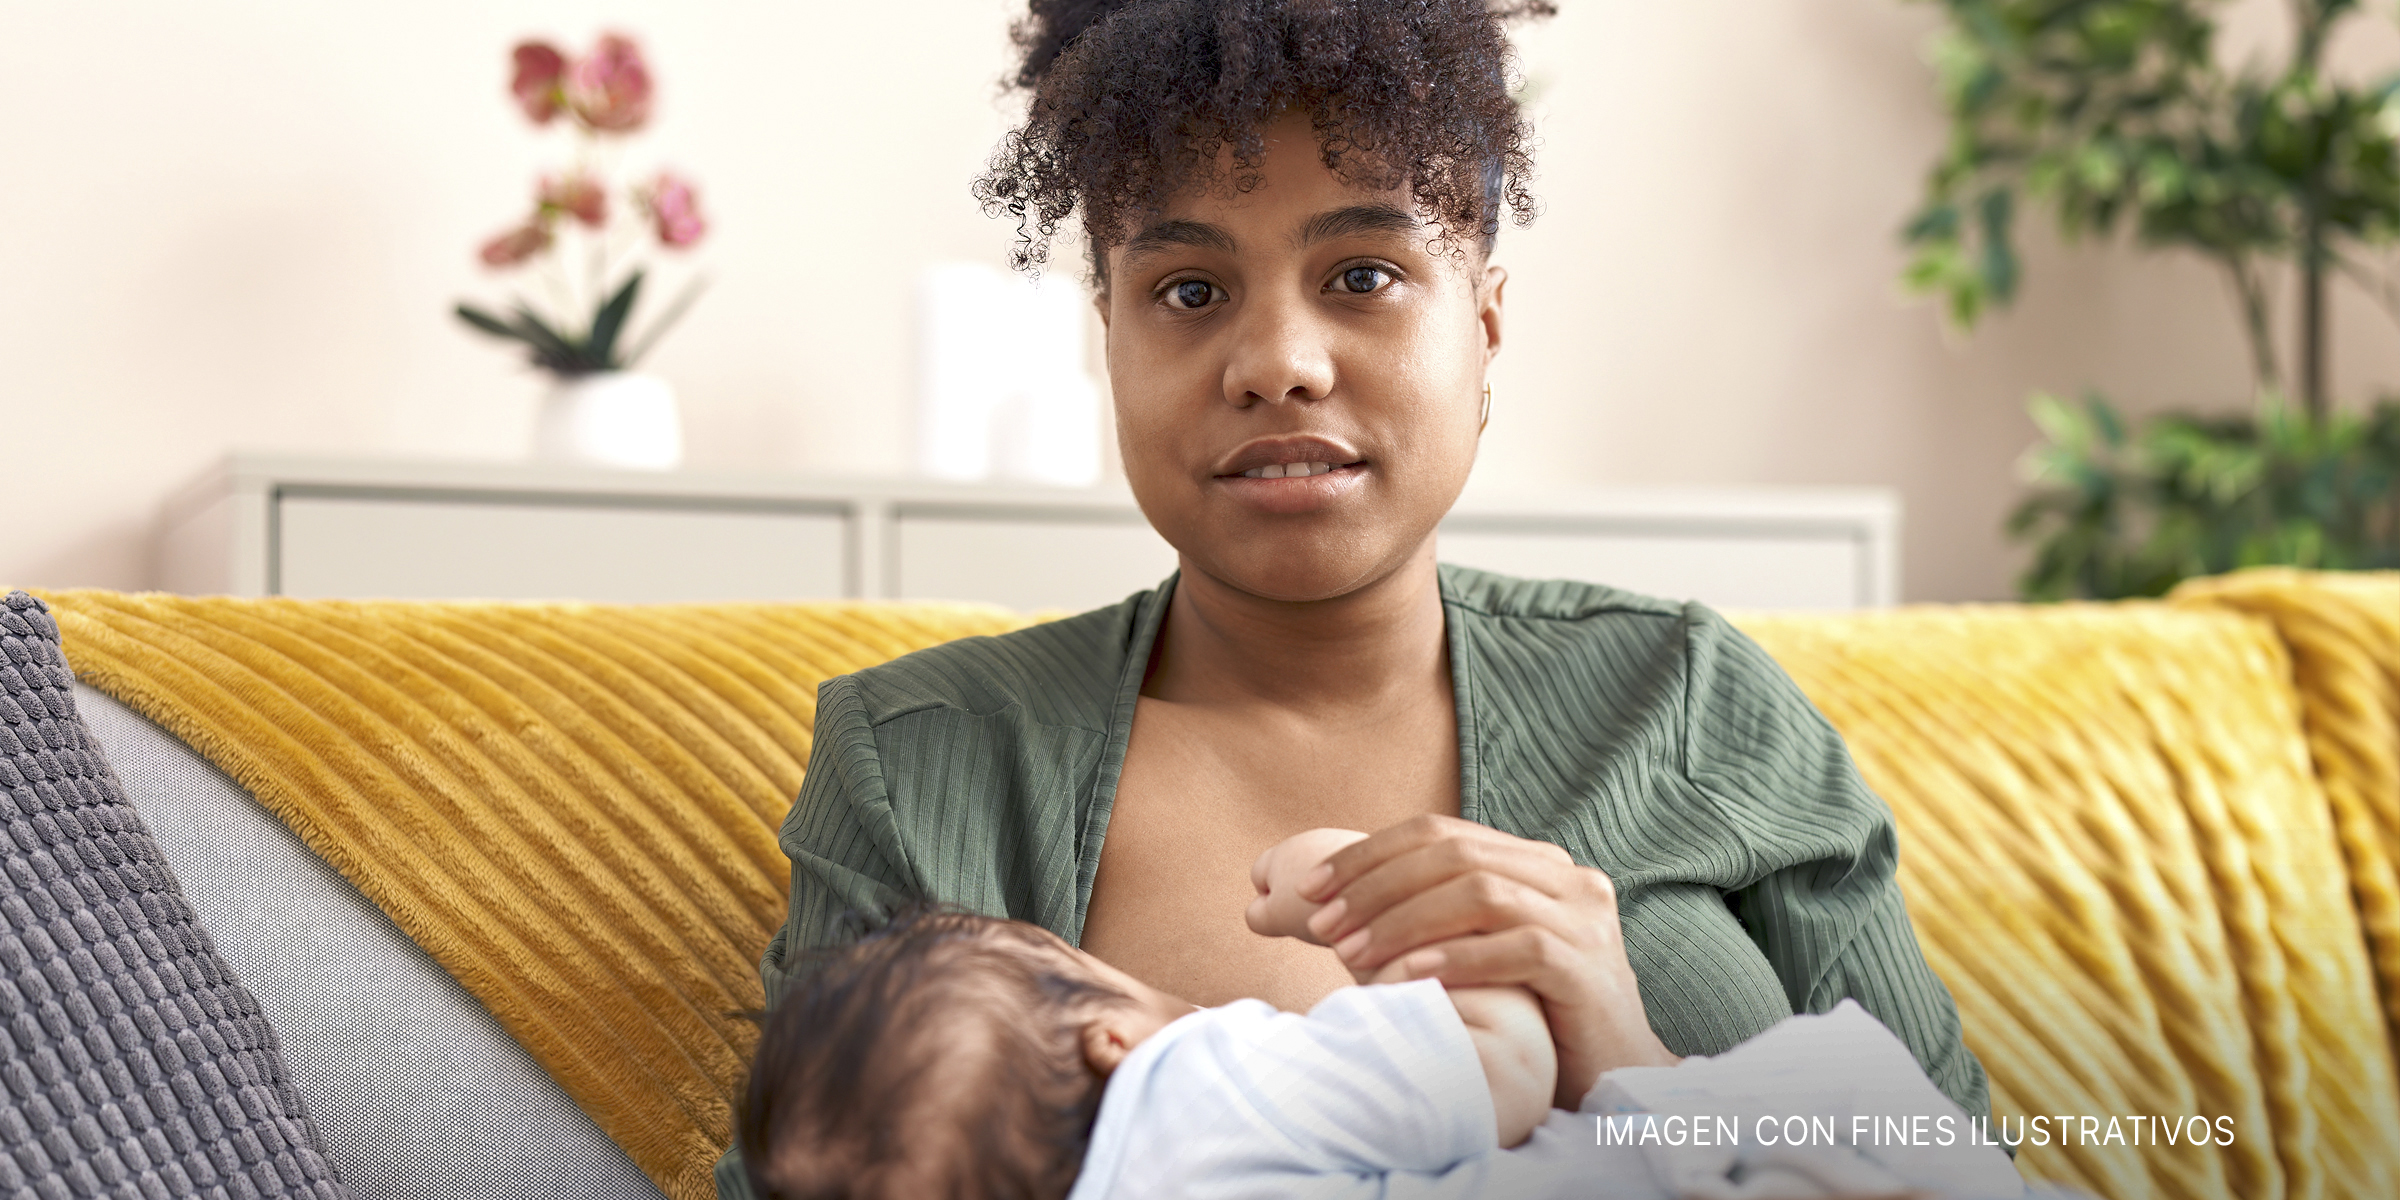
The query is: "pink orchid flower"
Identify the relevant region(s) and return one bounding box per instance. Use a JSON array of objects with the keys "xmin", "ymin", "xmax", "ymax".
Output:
[
  {"xmin": 538, "ymin": 173, "xmax": 608, "ymax": 227},
  {"xmin": 509, "ymin": 42, "xmax": 566, "ymax": 125},
  {"xmin": 478, "ymin": 222, "xmax": 553, "ymax": 267},
  {"xmin": 647, "ymin": 172, "xmax": 707, "ymax": 247},
  {"xmin": 567, "ymin": 33, "xmax": 653, "ymax": 133}
]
